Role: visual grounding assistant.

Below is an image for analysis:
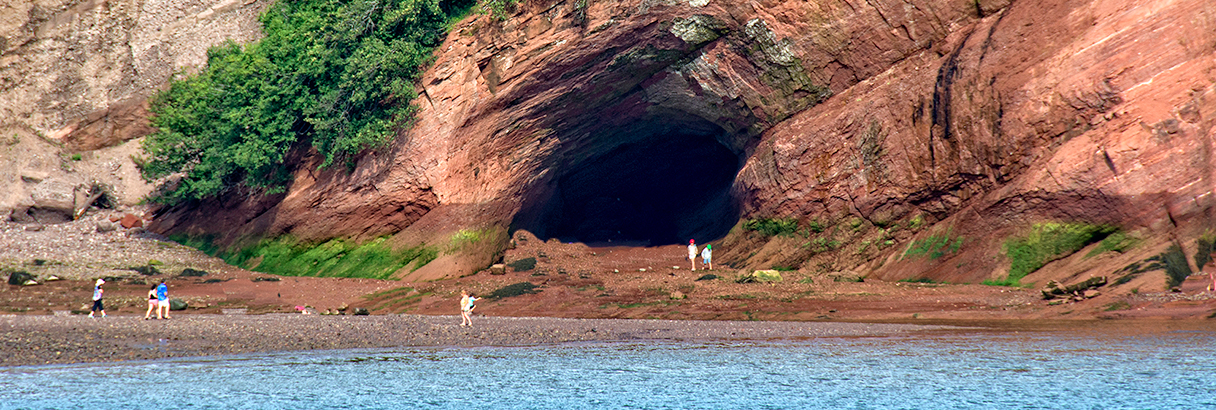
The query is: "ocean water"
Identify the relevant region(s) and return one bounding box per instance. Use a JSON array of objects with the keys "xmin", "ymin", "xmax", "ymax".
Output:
[{"xmin": 2, "ymin": 330, "xmax": 1215, "ymax": 409}]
